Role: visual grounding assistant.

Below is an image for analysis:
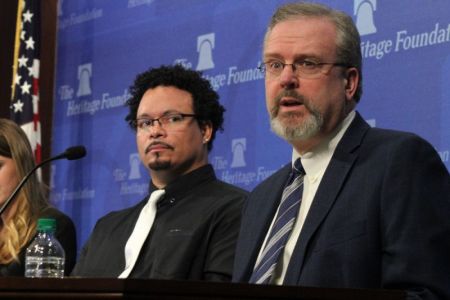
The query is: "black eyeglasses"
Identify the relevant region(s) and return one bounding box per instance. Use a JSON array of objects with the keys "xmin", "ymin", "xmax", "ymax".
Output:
[
  {"xmin": 131, "ymin": 113, "xmax": 197, "ymax": 132},
  {"xmin": 259, "ymin": 60, "xmax": 350, "ymax": 79}
]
